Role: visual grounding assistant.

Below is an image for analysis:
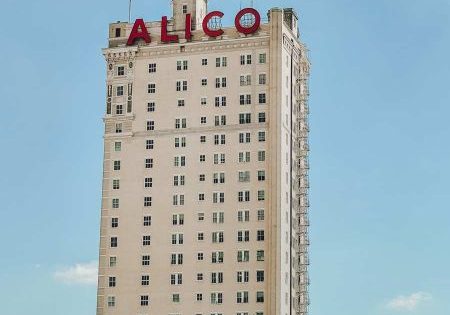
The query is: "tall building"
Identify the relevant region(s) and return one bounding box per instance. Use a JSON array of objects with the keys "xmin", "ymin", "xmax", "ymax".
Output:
[{"xmin": 97, "ymin": 1, "xmax": 310, "ymax": 315}]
